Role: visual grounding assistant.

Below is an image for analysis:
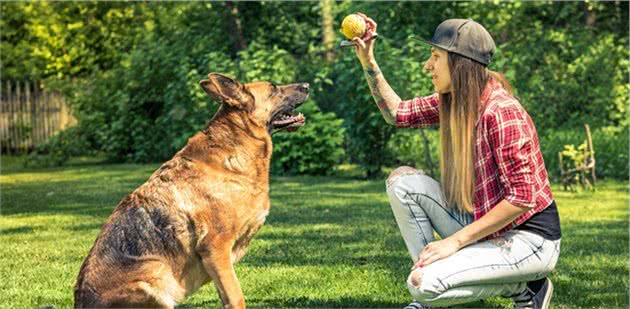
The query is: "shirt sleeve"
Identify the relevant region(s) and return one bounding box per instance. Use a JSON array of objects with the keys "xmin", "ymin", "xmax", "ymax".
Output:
[
  {"xmin": 396, "ymin": 93, "xmax": 440, "ymax": 128},
  {"xmin": 487, "ymin": 105, "xmax": 537, "ymax": 208}
]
